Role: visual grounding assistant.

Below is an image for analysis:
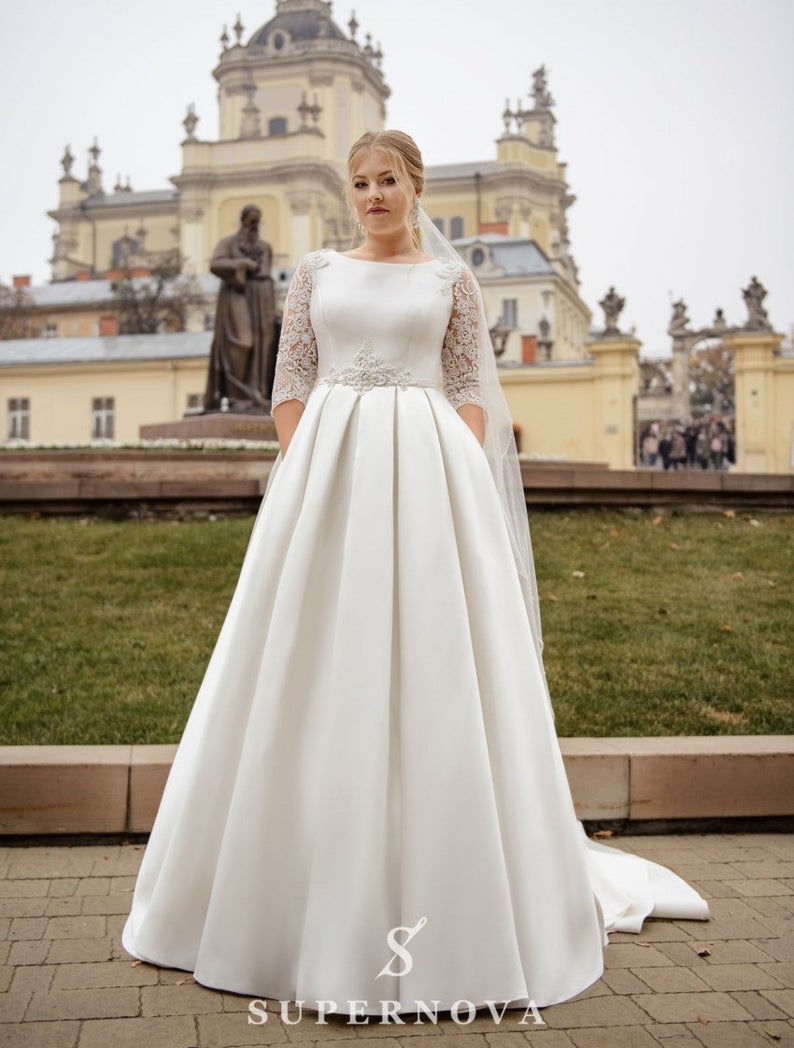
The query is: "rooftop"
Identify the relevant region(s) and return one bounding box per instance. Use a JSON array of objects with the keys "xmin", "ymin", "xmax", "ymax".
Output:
[{"xmin": 0, "ymin": 331, "xmax": 210, "ymax": 368}]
